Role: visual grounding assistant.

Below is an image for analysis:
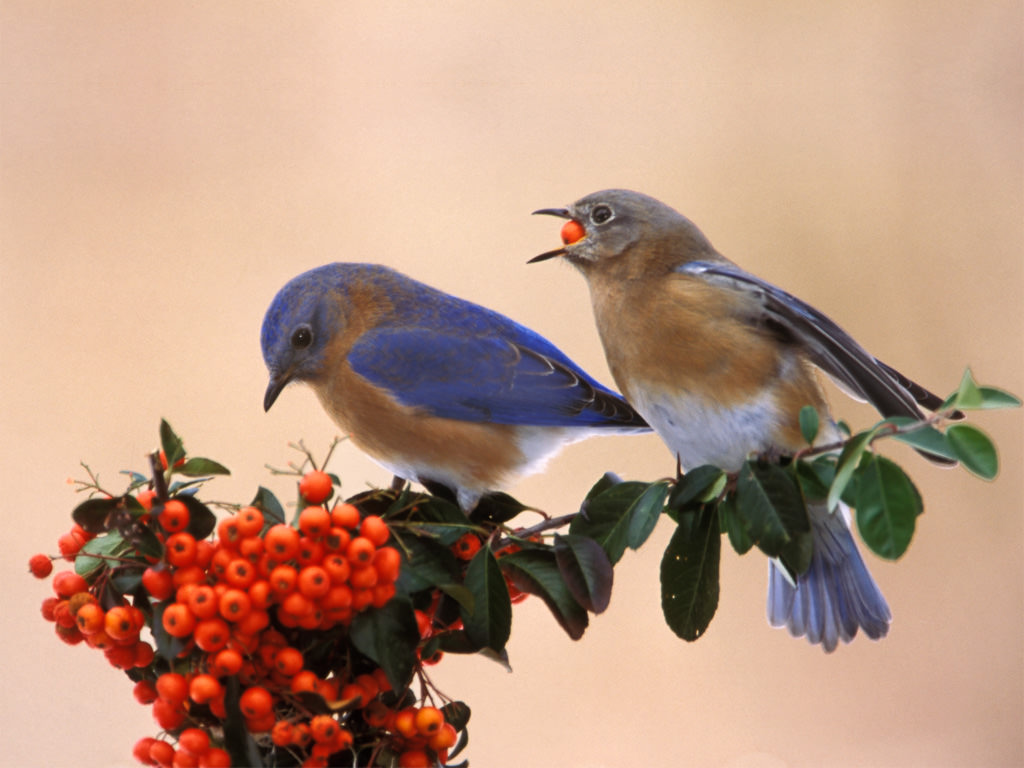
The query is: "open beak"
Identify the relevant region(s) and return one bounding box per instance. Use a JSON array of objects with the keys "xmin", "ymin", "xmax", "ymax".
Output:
[
  {"xmin": 263, "ymin": 372, "xmax": 291, "ymax": 411},
  {"xmin": 530, "ymin": 207, "xmax": 572, "ymax": 263}
]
